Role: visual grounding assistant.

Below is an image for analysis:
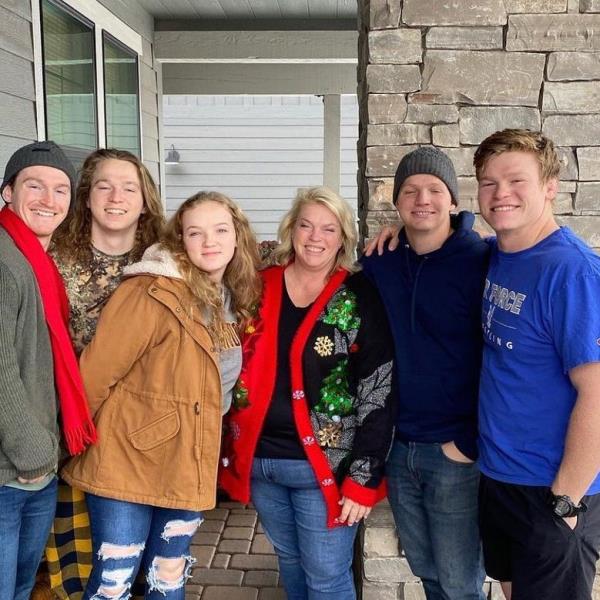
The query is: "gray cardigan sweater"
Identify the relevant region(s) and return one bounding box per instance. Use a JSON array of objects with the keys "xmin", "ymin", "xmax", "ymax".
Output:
[{"xmin": 0, "ymin": 228, "xmax": 59, "ymax": 484}]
